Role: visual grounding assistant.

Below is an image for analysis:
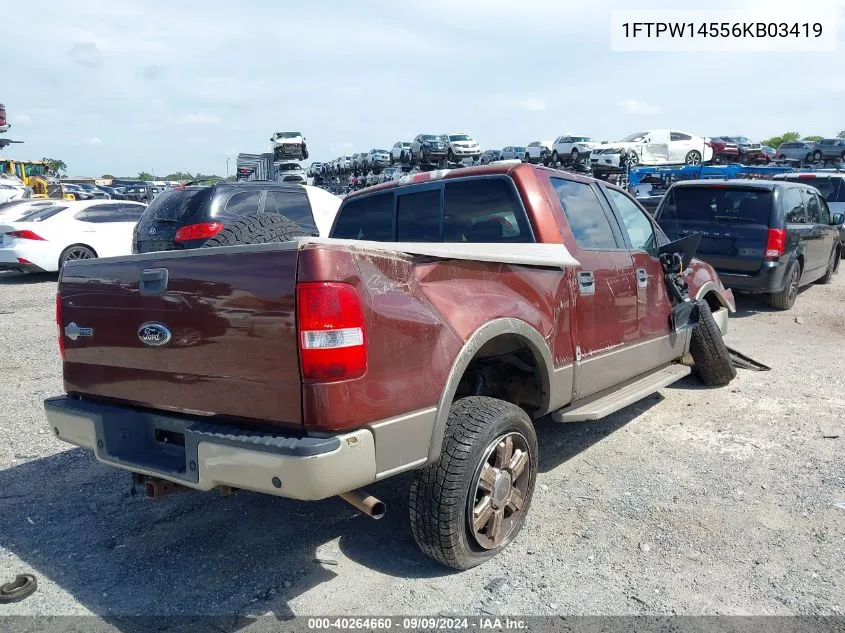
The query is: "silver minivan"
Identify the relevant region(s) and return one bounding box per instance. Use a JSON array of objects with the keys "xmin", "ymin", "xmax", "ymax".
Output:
[{"xmin": 775, "ymin": 141, "xmax": 822, "ymax": 164}]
